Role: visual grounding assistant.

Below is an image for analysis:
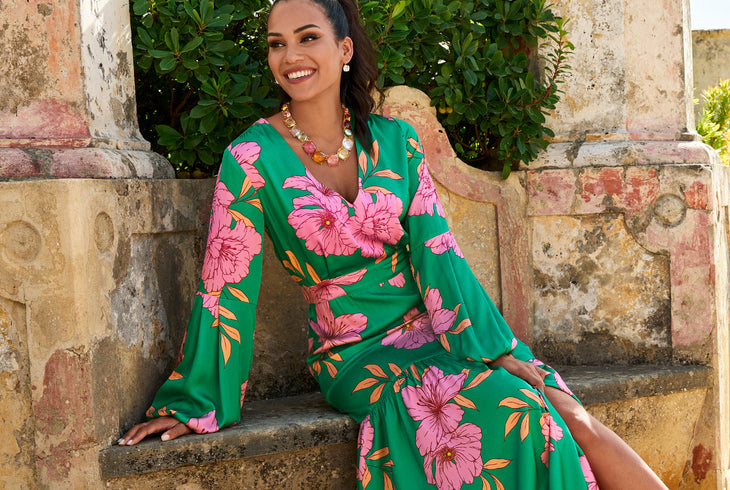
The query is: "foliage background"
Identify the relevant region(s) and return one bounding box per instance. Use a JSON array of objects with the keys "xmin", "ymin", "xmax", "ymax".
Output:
[
  {"xmin": 130, "ymin": 0, "xmax": 572, "ymax": 178},
  {"xmin": 696, "ymin": 79, "xmax": 730, "ymax": 165}
]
